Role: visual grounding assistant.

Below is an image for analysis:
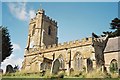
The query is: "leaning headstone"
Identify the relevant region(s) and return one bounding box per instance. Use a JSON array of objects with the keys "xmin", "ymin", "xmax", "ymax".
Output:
[
  {"xmin": 6, "ymin": 64, "xmax": 14, "ymax": 73},
  {"xmin": 51, "ymin": 59, "xmax": 60, "ymax": 74}
]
